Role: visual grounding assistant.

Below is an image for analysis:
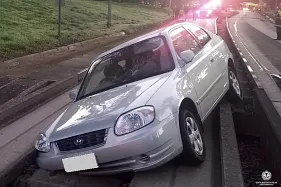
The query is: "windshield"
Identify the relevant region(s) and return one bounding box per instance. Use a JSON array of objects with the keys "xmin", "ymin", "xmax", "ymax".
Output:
[{"xmin": 77, "ymin": 36, "xmax": 175, "ymax": 99}]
